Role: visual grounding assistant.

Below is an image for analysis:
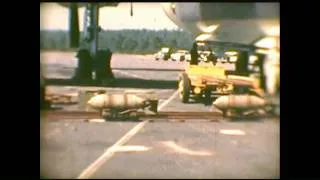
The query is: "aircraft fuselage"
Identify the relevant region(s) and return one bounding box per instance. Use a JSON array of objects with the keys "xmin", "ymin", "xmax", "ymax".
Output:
[
  {"xmin": 162, "ymin": 2, "xmax": 279, "ymax": 94},
  {"xmin": 162, "ymin": 3, "xmax": 279, "ymax": 46}
]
